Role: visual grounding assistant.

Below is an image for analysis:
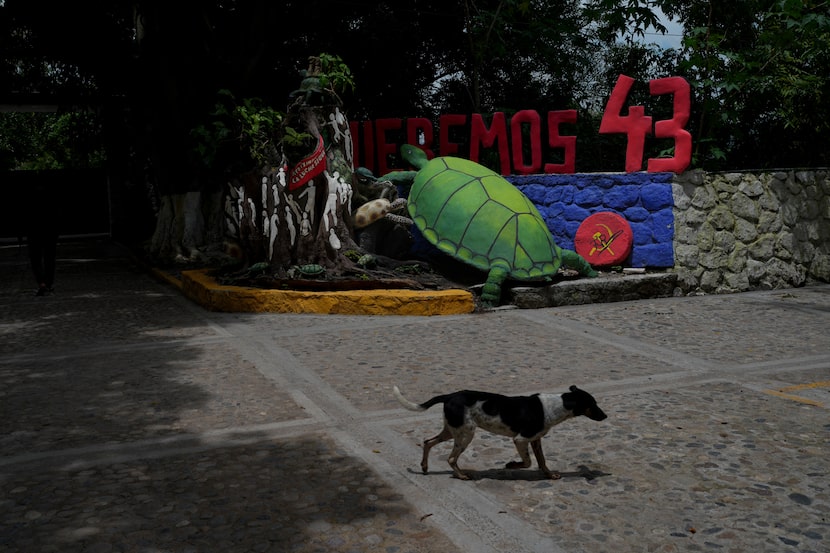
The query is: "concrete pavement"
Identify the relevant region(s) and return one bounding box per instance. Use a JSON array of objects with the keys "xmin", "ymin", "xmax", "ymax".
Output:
[{"xmin": 1, "ymin": 238, "xmax": 828, "ymax": 552}]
